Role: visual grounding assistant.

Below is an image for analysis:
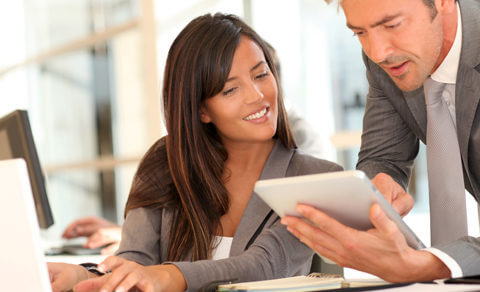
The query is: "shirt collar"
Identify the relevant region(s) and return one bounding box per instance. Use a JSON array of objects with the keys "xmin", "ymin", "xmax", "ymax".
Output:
[{"xmin": 431, "ymin": 2, "xmax": 462, "ymax": 84}]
